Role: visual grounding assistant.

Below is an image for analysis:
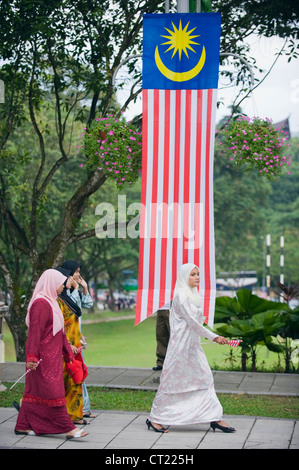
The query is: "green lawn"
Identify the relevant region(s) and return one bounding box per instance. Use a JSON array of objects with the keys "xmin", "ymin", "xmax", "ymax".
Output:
[
  {"xmin": 1, "ymin": 310, "xmax": 289, "ymax": 372},
  {"xmin": 1, "ymin": 383, "xmax": 298, "ymax": 420}
]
